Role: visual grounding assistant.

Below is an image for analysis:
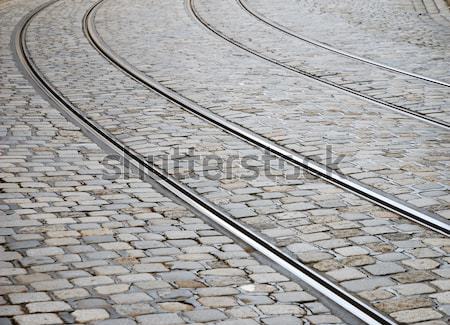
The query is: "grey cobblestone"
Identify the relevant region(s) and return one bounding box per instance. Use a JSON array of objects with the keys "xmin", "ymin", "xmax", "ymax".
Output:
[{"xmin": 14, "ymin": 313, "xmax": 63, "ymax": 325}]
